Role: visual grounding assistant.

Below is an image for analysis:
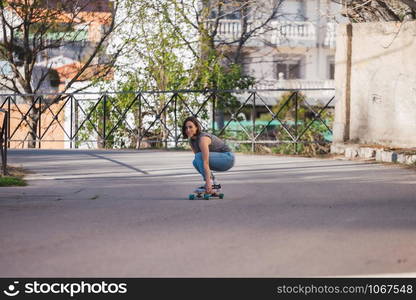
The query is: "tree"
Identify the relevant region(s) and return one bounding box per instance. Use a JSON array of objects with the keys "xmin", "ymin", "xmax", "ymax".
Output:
[
  {"xmin": 109, "ymin": 0, "xmax": 287, "ymax": 91},
  {"xmin": 332, "ymin": 0, "xmax": 416, "ymax": 22},
  {"xmin": 165, "ymin": 0, "xmax": 284, "ymax": 86},
  {"xmin": 86, "ymin": 0, "xmax": 290, "ymax": 149},
  {"xmin": 94, "ymin": 0, "xmax": 193, "ymax": 148},
  {"xmin": 0, "ymin": 0, "xmax": 130, "ymax": 147},
  {"xmin": 165, "ymin": 0, "xmax": 286, "ymax": 129}
]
